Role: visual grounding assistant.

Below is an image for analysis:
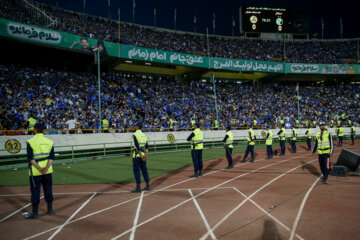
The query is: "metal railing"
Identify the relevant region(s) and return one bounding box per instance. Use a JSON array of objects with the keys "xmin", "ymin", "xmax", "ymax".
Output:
[{"xmin": 16, "ymin": 0, "xmax": 58, "ymax": 28}]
